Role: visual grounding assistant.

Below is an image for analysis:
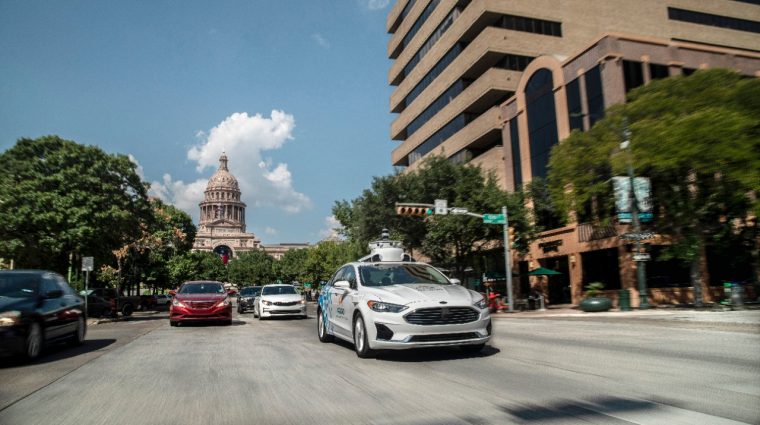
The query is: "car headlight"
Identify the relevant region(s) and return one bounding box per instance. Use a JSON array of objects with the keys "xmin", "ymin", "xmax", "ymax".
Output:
[
  {"xmin": 0, "ymin": 310, "xmax": 21, "ymax": 327},
  {"xmin": 262, "ymin": 300, "xmax": 272, "ymax": 306},
  {"xmin": 474, "ymin": 298, "xmax": 487, "ymax": 309},
  {"xmin": 216, "ymin": 298, "xmax": 231, "ymax": 308},
  {"xmin": 300, "ymin": 299, "xmax": 307, "ymax": 305},
  {"xmin": 172, "ymin": 298, "xmax": 186, "ymax": 308},
  {"xmin": 367, "ymin": 300, "xmax": 408, "ymax": 313}
]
